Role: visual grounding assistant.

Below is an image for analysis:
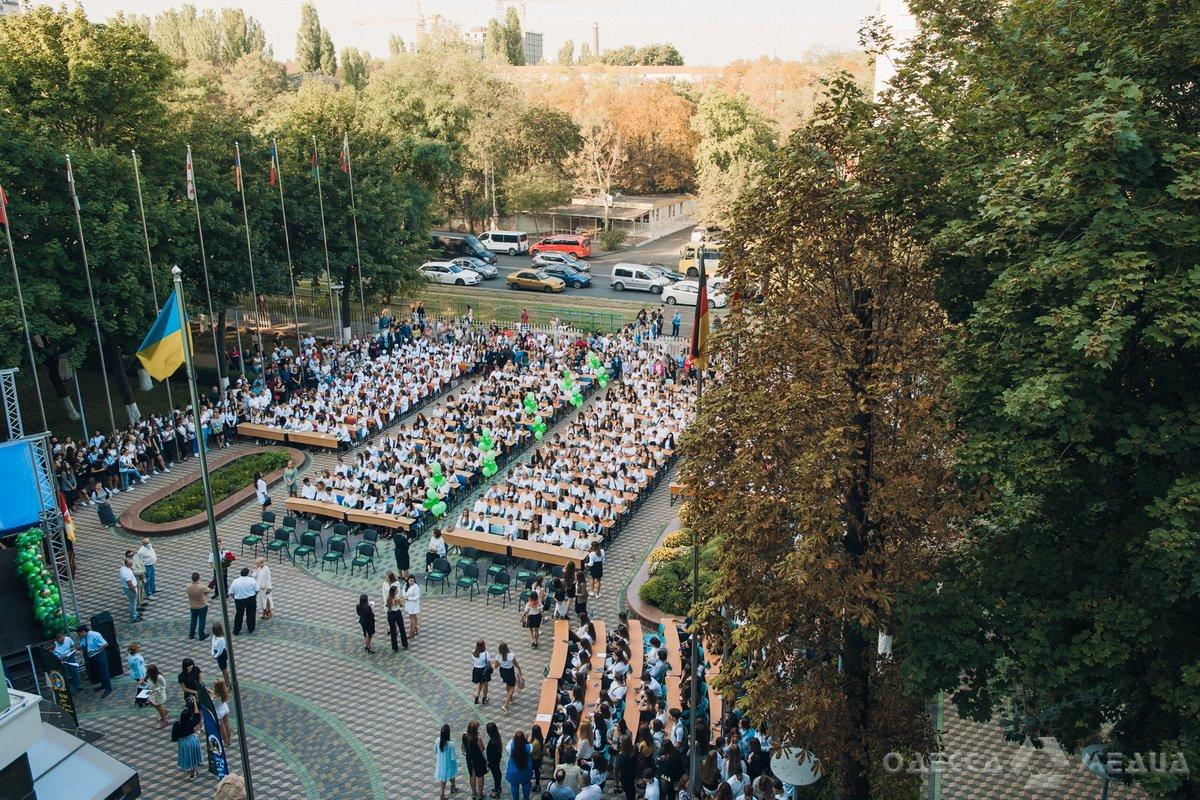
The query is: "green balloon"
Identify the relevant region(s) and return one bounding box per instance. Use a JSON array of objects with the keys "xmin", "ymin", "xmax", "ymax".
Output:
[
  {"xmin": 534, "ymin": 430, "xmax": 544, "ymax": 441},
  {"xmin": 431, "ymin": 501, "xmax": 447, "ymax": 518}
]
